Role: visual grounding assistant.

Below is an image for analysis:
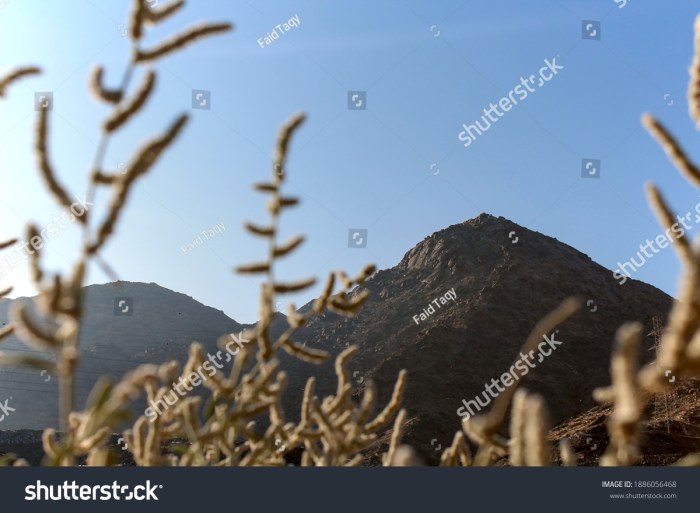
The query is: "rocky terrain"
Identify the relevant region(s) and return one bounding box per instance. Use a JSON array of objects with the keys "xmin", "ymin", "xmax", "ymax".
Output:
[
  {"xmin": 290, "ymin": 214, "xmax": 674, "ymax": 462},
  {"xmin": 0, "ymin": 214, "xmax": 677, "ymax": 464},
  {"xmin": 549, "ymin": 378, "xmax": 700, "ymax": 466}
]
